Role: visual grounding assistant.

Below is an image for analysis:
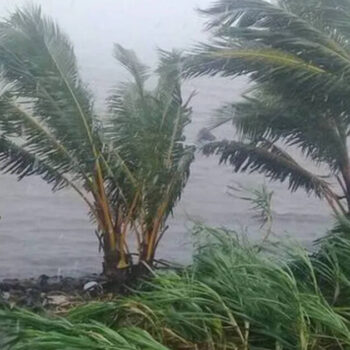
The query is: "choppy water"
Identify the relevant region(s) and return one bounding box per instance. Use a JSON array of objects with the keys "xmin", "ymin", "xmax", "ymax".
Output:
[{"xmin": 0, "ymin": 0, "xmax": 331, "ymax": 279}]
